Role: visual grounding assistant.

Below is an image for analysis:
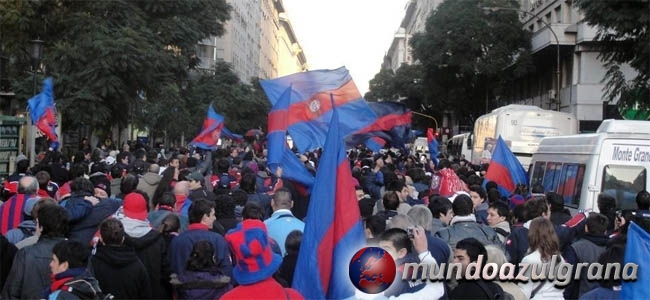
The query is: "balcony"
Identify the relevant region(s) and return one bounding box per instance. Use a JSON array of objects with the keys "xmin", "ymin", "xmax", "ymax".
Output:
[{"xmin": 530, "ymin": 23, "xmax": 574, "ymax": 54}]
